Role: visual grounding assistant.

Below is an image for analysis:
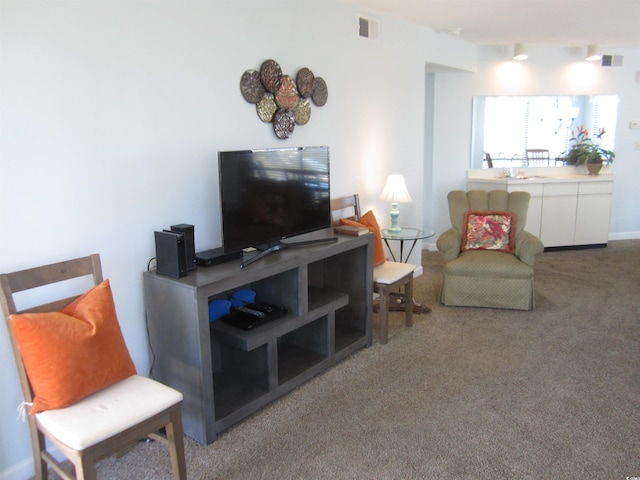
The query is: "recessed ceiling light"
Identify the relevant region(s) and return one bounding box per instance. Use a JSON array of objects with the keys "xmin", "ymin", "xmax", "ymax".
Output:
[
  {"xmin": 586, "ymin": 45, "xmax": 601, "ymax": 61},
  {"xmin": 513, "ymin": 43, "xmax": 528, "ymax": 60}
]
